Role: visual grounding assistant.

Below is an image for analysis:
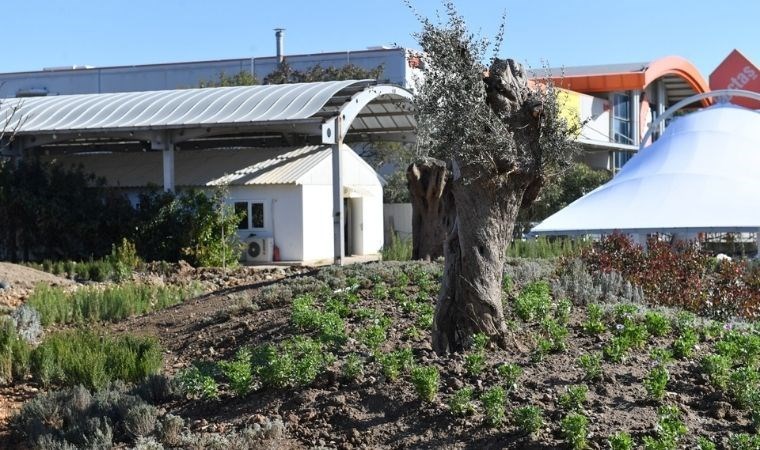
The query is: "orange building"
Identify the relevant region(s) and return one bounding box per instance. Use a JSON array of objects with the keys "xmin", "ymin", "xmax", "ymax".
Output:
[{"xmin": 534, "ymin": 56, "xmax": 710, "ymax": 172}]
